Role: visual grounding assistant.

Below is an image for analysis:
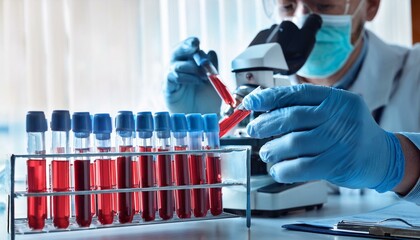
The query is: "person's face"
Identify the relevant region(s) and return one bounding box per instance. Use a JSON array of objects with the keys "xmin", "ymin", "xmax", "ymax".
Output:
[{"xmin": 265, "ymin": 0, "xmax": 380, "ymax": 45}]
